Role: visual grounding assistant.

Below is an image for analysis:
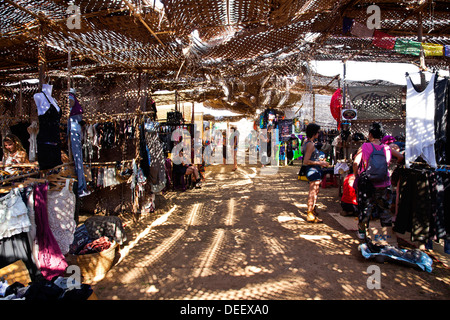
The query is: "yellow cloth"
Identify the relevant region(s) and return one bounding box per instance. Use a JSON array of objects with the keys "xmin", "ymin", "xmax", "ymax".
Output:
[{"xmin": 422, "ymin": 43, "xmax": 444, "ymax": 56}]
